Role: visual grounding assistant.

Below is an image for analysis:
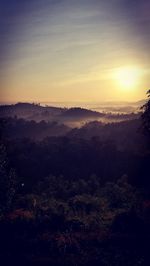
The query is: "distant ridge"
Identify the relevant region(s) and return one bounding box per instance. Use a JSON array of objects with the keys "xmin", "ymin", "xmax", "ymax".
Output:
[
  {"xmin": 0, "ymin": 102, "xmax": 141, "ymax": 127},
  {"xmin": 60, "ymin": 107, "xmax": 103, "ymax": 118},
  {"xmin": 0, "ymin": 103, "xmax": 103, "ymax": 120}
]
